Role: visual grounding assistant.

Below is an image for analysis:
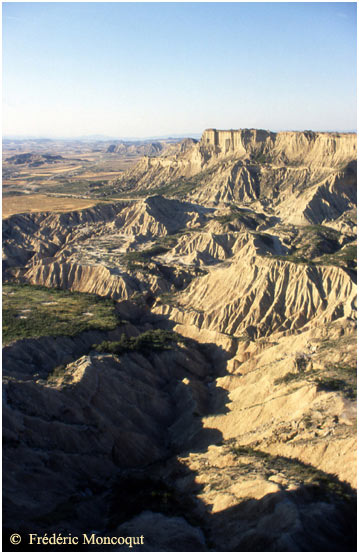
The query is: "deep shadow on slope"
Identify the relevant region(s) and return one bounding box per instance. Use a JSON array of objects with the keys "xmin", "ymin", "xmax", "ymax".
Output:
[
  {"xmin": 206, "ymin": 482, "xmax": 356, "ymax": 552},
  {"xmin": 2, "ymin": 306, "xmax": 357, "ymax": 552},
  {"xmin": 102, "ymin": 450, "xmax": 357, "ymax": 552},
  {"xmin": 4, "ymin": 454, "xmax": 356, "ymax": 552},
  {"xmin": 2, "ymin": 307, "xmax": 229, "ymax": 551}
]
